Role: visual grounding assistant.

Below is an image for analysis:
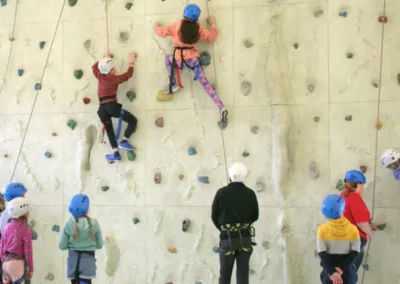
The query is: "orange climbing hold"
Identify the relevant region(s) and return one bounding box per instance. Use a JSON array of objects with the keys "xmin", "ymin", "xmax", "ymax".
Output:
[
  {"xmin": 168, "ymin": 246, "xmax": 177, "ymax": 253},
  {"xmin": 4, "ymin": 154, "xmax": 8, "ymax": 158},
  {"xmin": 375, "ymin": 121, "xmax": 383, "ymax": 130},
  {"xmin": 52, "ymin": 132, "xmax": 58, "ymax": 136},
  {"xmin": 9, "ymin": 37, "xmax": 14, "ymax": 42},
  {"xmin": 378, "ymin": 16, "xmax": 388, "ymax": 23}
]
